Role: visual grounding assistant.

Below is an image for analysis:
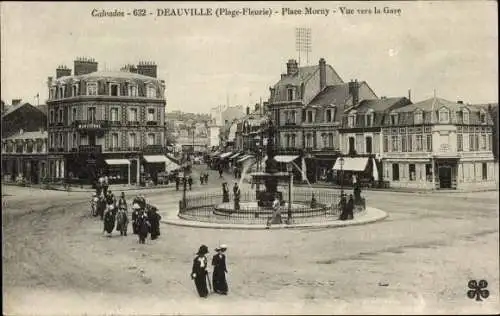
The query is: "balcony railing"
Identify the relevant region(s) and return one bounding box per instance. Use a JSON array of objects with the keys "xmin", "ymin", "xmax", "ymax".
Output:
[
  {"xmin": 108, "ymin": 121, "xmax": 122, "ymax": 127},
  {"xmin": 146, "ymin": 121, "xmax": 159, "ymax": 126},
  {"xmin": 79, "ymin": 145, "xmax": 102, "ymax": 153},
  {"xmin": 74, "ymin": 120, "xmax": 108, "ymax": 129},
  {"xmin": 127, "ymin": 121, "xmax": 140, "ymax": 126},
  {"xmin": 143, "ymin": 145, "xmax": 166, "ymax": 154},
  {"xmin": 127, "ymin": 147, "xmax": 141, "ymax": 152}
]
